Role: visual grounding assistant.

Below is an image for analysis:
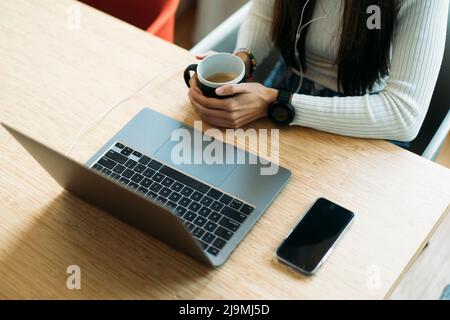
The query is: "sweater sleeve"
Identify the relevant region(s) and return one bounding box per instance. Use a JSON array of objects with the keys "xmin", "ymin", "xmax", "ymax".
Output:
[
  {"xmin": 236, "ymin": 0, "xmax": 274, "ymax": 64},
  {"xmin": 291, "ymin": 0, "xmax": 449, "ymax": 142}
]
